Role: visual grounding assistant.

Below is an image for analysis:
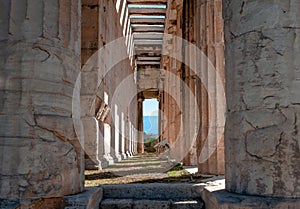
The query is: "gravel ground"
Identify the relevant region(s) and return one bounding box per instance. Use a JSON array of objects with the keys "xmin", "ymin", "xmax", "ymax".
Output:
[{"xmin": 85, "ymin": 153, "xmax": 206, "ymax": 186}]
